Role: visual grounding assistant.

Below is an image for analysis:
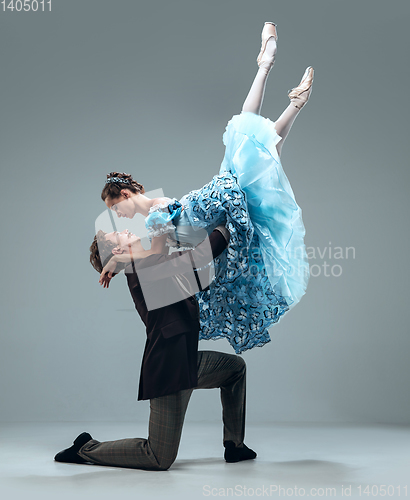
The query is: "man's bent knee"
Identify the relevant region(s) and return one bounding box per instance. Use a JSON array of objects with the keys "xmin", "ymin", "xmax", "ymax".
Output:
[{"xmin": 154, "ymin": 457, "xmax": 175, "ymax": 471}]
